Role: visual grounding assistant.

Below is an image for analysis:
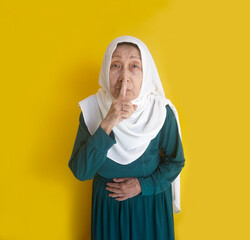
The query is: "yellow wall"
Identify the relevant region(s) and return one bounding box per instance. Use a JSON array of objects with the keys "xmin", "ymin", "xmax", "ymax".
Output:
[{"xmin": 1, "ymin": 0, "xmax": 250, "ymax": 239}]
